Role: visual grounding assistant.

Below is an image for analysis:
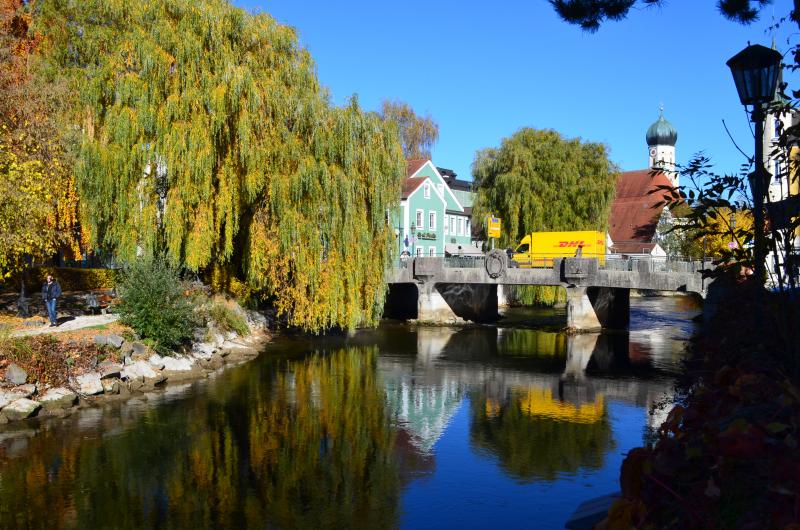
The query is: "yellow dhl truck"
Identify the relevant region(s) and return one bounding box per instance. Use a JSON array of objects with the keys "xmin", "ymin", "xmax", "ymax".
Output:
[{"xmin": 511, "ymin": 231, "xmax": 606, "ymax": 268}]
